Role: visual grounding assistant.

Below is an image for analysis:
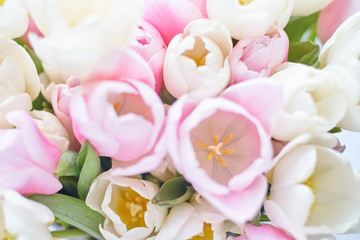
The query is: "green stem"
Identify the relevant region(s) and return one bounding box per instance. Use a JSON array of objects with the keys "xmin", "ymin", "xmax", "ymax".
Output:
[{"xmin": 51, "ymin": 228, "xmax": 90, "ymax": 239}]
